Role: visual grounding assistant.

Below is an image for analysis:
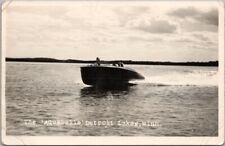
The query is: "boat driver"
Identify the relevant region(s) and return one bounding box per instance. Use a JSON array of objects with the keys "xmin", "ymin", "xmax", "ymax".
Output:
[{"xmin": 96, "ymin": 57, "xmax": 100, "ymax": 66}]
